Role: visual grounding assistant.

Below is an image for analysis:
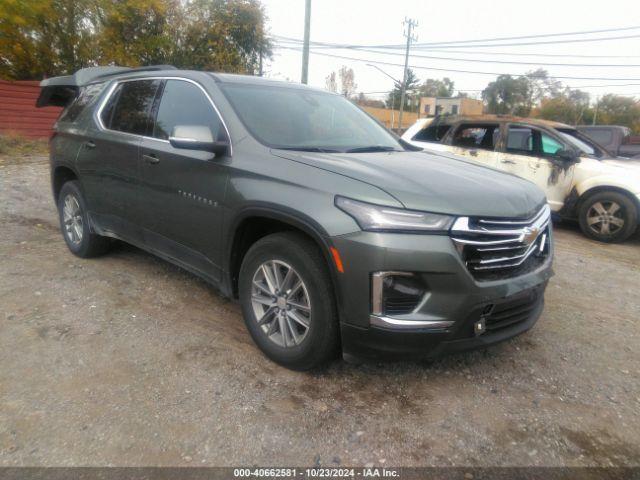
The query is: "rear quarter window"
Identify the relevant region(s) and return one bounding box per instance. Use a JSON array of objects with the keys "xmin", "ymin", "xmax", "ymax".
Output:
[
  {"xmin": 412, "ymin": 124, "xmax": 451, "ymax": 142},
  {"xmin": 58, "ymin": 83, "xmax": 106, "ymax": 124}
]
